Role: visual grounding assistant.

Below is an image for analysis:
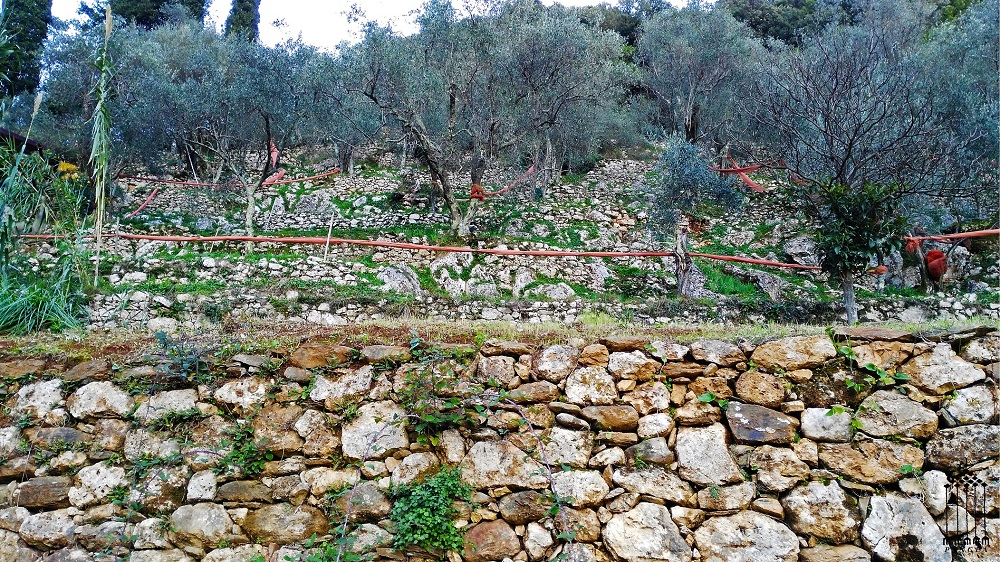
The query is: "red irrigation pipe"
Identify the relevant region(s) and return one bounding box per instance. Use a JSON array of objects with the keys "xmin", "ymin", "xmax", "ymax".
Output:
[
  {"xmin": 124, "ymin": 187, "xmax": 159, "ymax": 219},
  {"xmin": 905, "ymin": 230, "xmax": 1000, "ymax": 241},
  {"xmin": 483, "ymin": 163, "xmax": 536, "ymax": 197},
  {"xmin": 117, "ymin": 168, "xmax": 339, "ymax": 188},
  {"xmin": 20, "ymin": 232, "xmax": 823, "ymax": 270}
]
